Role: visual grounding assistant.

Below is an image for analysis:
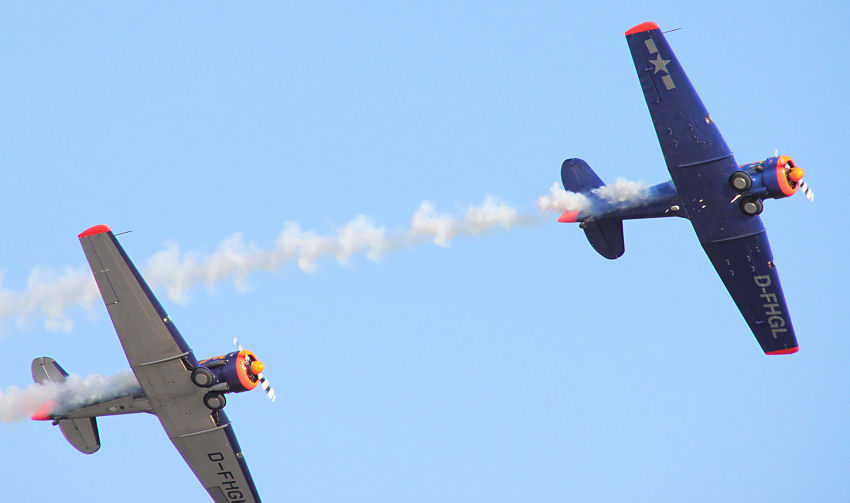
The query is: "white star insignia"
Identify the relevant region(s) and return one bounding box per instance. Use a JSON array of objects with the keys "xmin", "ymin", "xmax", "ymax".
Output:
[{"xmin": 649, "ymin": 54, "xmax": 671, "ymax": 74}]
